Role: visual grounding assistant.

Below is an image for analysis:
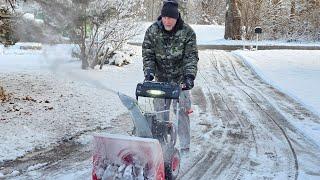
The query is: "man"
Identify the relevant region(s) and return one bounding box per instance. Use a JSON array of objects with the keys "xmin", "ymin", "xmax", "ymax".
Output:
[{"xmin": 142, "ymin": 0, "xmax": 199, "ymax": 153}]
